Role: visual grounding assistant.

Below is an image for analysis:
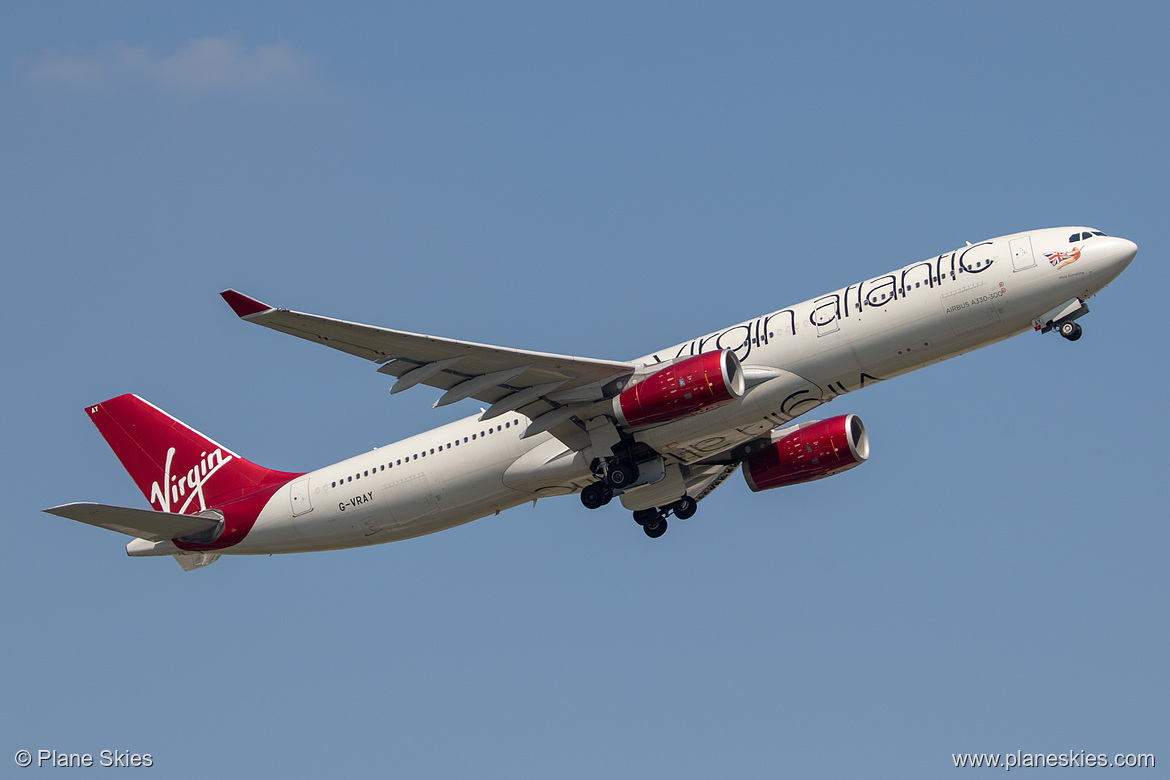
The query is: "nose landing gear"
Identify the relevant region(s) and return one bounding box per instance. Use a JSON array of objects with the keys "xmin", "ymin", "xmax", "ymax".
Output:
[{"xmin": 1059, "ymin": 320, "xmax": 1083, "ymax": 341}]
